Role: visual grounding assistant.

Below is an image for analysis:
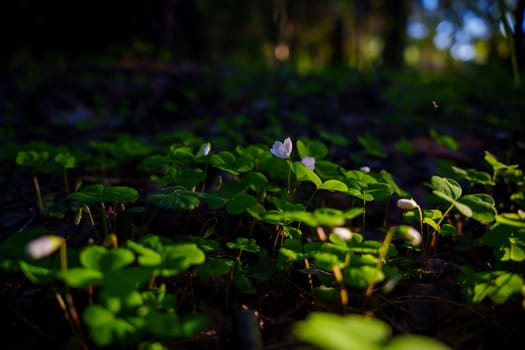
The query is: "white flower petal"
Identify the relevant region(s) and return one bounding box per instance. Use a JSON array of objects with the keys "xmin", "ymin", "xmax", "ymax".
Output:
[
  {"xmin": 301, "ymin": 156, "xmax": 316, "ymax": 171},
  {"xmin": 270, "ymin": 137, "xmax": 293, "ymax": 159},
  {"xmin": 26, "ymin": 236, "xmax": 64, "ymax": 259}
]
